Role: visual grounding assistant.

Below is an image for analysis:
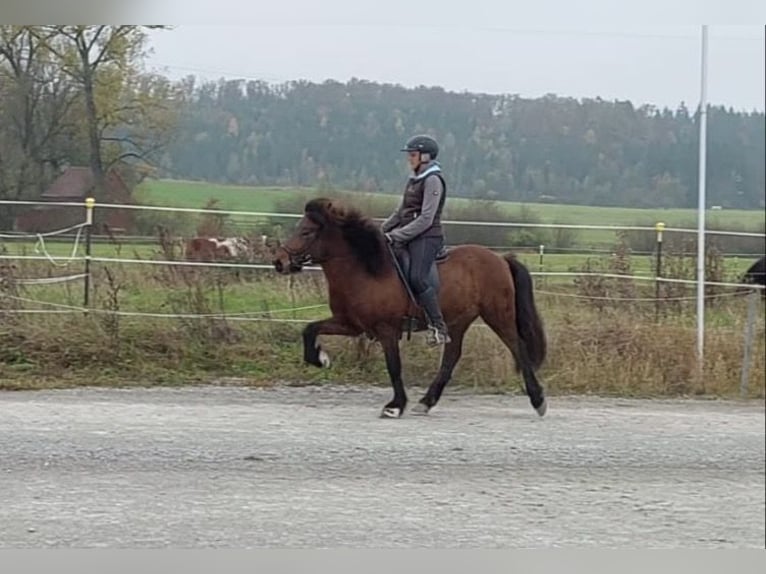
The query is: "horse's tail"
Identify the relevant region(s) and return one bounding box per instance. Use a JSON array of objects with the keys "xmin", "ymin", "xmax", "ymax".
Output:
[{"xmin": 505, "ymin": 254, "xmax": 547, "ymax": 370}]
